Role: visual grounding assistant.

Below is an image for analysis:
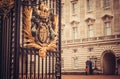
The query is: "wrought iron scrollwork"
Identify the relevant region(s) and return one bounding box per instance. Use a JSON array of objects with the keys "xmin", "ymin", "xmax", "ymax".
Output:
[
  {"xmin": 23, "ymin": 1, "xmax": 58, "ymax": 58},
  {"xmin": 0, "ymin": 0, "xmax": 14, "ymax": 17}
]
